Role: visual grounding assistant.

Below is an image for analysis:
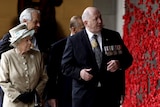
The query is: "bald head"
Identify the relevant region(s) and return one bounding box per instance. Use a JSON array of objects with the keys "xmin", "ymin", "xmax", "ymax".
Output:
[{"xmin": 81, "ymin": 7, "xmax": 103, "ymax": 34}]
